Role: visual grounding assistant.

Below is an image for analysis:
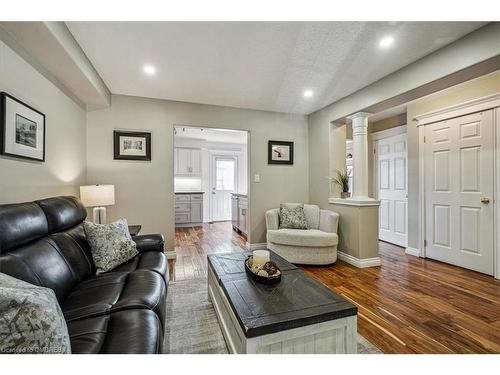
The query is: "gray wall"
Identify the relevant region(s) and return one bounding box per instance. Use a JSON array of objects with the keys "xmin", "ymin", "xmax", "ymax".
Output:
[
  {"xmin": 0, "ymin": 40, "xmax": 87, "ymax": 203},
  {"xmin": 86, "ymin": 94, "xmax": 309, "ymax": 250}
]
